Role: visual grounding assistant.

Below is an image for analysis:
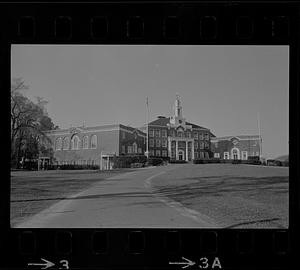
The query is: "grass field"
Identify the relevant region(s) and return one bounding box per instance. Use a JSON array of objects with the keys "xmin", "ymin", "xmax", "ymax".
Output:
[
  {"xmin": 151, "ymin": 164, "xmax": 289, "ymax": 228},
  {"xmin": 10, "ymin": 169, "xmax": 134, "ymax": 226}
]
